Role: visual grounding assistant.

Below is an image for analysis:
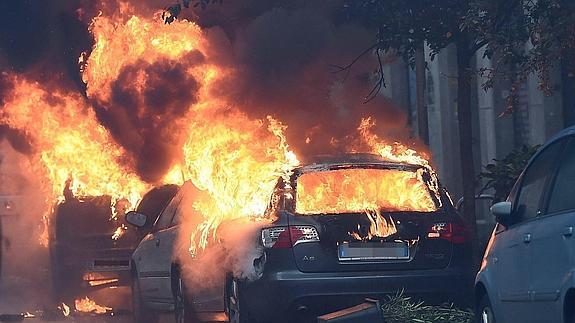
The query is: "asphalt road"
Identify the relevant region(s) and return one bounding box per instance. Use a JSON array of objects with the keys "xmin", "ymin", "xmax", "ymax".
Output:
[
  {"xmin": 0, "ymin": 214, "xmax": 227, "ymax": 323},
  {"xmin": 0, "ymin": 275, "xmax": 226, "ymax": 323}
]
